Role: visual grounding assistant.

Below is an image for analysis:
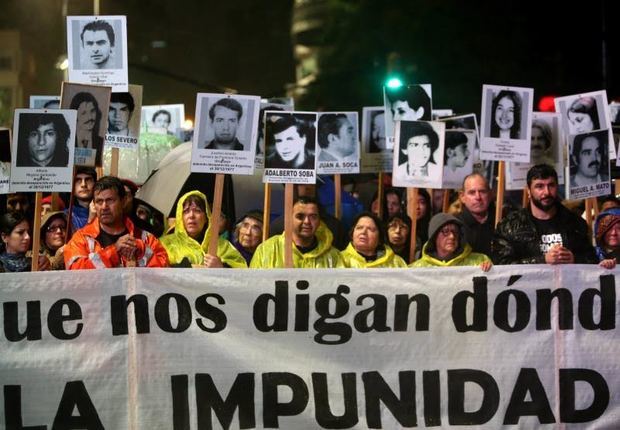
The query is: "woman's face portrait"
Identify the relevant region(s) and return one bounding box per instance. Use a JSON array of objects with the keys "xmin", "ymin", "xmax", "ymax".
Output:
[
  {"xmin": 406, "ymin": 134, "xmax": 432, "ymax": 168},
  {"xmin": 494, "ymin": 96, "xmax": 515, "ymax": 131},
  {"xmin": 28, "ymin": 122, "xmax": 57, "ymax": 166},
  {"xmin": 568, "ymin": 110, "xmax": 594, "ymax": 134},
  {"xmin": 274, "ymin": 125, "xmax": 306, "ymax": 162}
]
